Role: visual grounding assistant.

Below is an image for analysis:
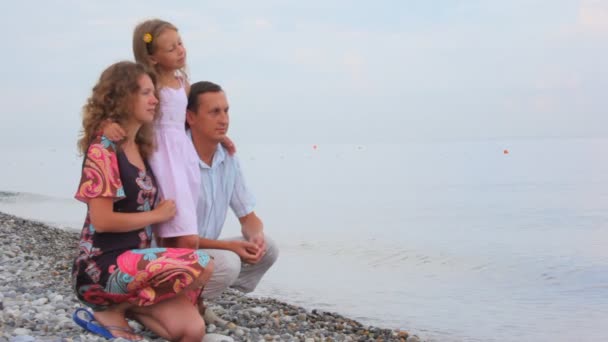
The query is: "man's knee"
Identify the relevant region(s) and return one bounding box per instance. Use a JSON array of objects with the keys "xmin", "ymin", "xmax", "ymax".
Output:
[
  {"xmin": 214, "ymin": 250, "xmax": 241, "ymax": 284},
  {"xmin": 263, "ymin": 236, "xmax": 279, "ymax": 267},
  {"xmin": 202, "ymin": 249, "xmax": 241, "ymax": 299}
]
